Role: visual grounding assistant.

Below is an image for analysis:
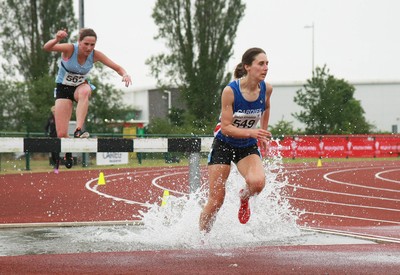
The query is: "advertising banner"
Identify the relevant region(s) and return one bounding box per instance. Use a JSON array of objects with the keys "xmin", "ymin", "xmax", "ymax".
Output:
[
  {"xmin": 96, "ymin": 152, "xmax": 129, "ymax": 165},
  {"xmin": 265, "ymin": 135, "xmax": 400, "ymax": 159}
]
